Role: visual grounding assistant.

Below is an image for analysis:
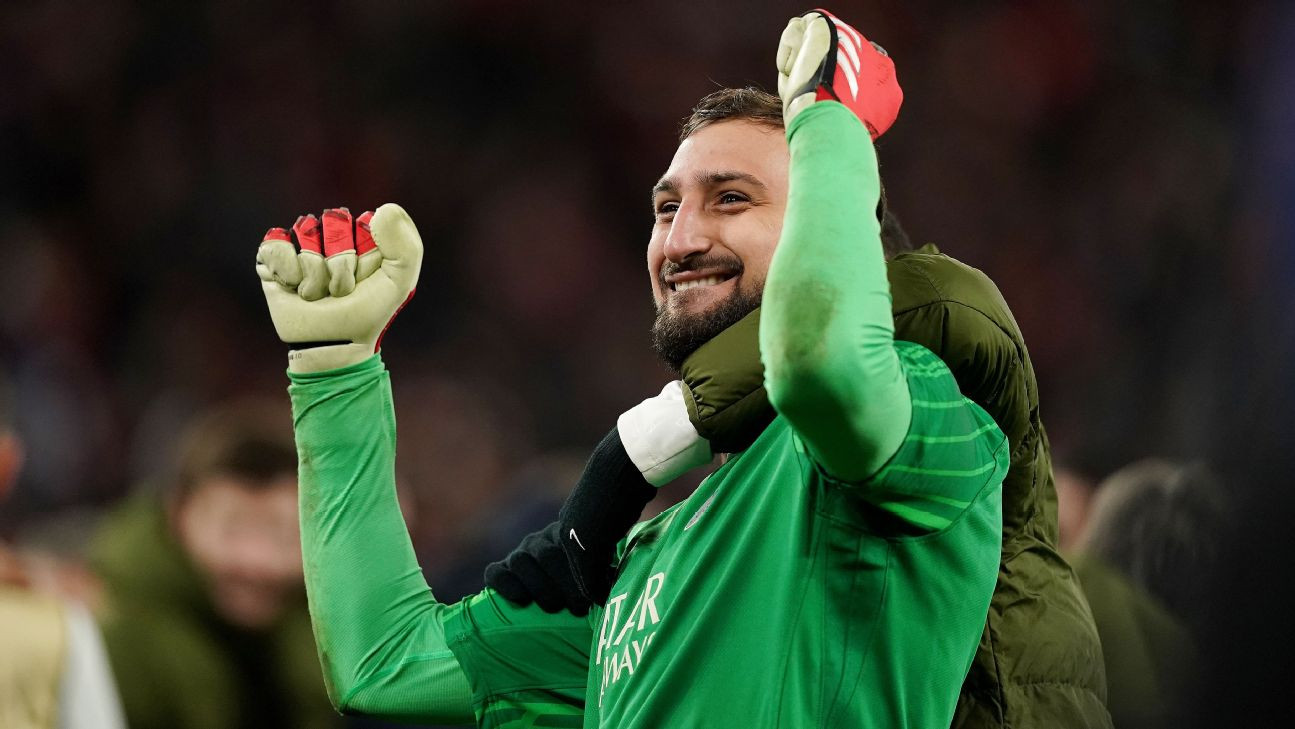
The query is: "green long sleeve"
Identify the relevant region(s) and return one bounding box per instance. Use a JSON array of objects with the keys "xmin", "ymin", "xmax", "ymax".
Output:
[
  {"xmin": 289, "ymin": 355, "xmax": 474, "ymax": 724},
  {"xmin": 760, "ymin": 101, "xmax": 911, "ymax": 481}
]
